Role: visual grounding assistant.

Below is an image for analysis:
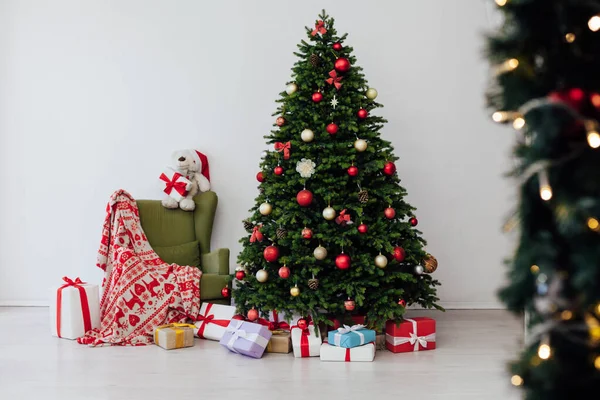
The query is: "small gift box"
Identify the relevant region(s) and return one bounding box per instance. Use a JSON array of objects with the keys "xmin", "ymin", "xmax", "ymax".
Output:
[
  {"xmin": 320, "ymin": 342, "xmax": 375, "ymax": 362},
  {"xmin": 266, "ymin": 331, "xmax": 292, "ymax": 354},
  {"xmin": 49, "ymin": 277, "xmax": 100, "ymax": 340},
  {"xmin": 385, "ymin": 317, "xmax": 436, "ymax": 353},
  {"xmin": 329, "ymin": 315, "xmax": 366, "ymax": 331},
  {"xmin": 328, "ymin": 324, "xmax": 376, "ymax": 349},
  {"xmin": 291, "ymin": 324, "xmax": 322, "ymax": 358},
  {"xmin": 194, "ymin": 302, "xmax": 236, "ymax": 341},
  {"xmin": 220, "ymin": 320, "xmax": 272, "ymax": 359},
  {"xmin": 154, "ymin": 323, "xmax": 195, "ymax": 350},
  {"xmin": 159, "ymin": 167, "xmax": 192, "ymax": 201}
]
